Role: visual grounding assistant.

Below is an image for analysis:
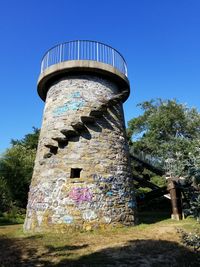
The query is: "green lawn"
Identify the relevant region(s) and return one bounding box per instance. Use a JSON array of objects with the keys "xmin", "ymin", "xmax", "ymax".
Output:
[{"xmin": 0, "ymin": 212, "xmax": 199, "ymax": 267}]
